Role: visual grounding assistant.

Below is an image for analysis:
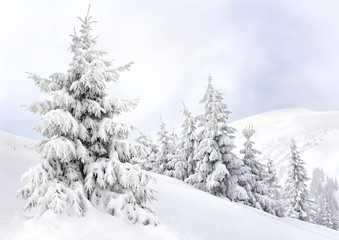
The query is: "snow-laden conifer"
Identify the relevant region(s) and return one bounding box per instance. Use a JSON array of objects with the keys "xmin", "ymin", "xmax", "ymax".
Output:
[
  {"xmin": 238, "ymin": 126, "xmax": 283, "ymax": 216},
  {"xmin": 310, "ymin": 168, "xmax": 339, "ymax": 229},
  {"xmin": 169, "ymin": 103, "xmax": 198, "ymax": 181},
  {"xmin": 137, "ymin": 132, "xmax": 158, "ymax": 169},
  {"xmin": 265, "ymin": 157, "xmax": 284, "ymax": 216},
  {"xmin": 283, "ymin": 139, "xmax": 315, "ymax": 222},
  {"xmin": 266, "ymin": 158, "xmax": 281, "ymax": 200},
  {"xmin": 310, "ymin": 168, "xmax": 338, "ymax": 213},
  {"xmin": 167, "ymin": 131, "xmax": 179, "ymax": 174},
  {"xmin": 321, "ymin": 199, "xmax": 338, "ymax": 230},
  {"xmin": 187, "ymin": 73, "xmax": 247, "ymax": 200},
  {"xmin": 17, "ymin": 8, "xmax": 157, "ymax": 225},
  {"xmin": 150, "ymin": 118, "xmax": 175, "ymax": 176}
]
